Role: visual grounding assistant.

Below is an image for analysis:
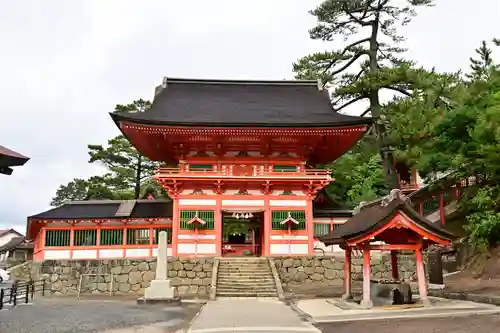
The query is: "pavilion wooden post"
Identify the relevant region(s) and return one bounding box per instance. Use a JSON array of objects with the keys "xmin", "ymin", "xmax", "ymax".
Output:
[
  {"xmin": 415, "ymin": 246, "xmax": 431, "ymax": 306},
  {"xmin": 390, "ymin": 251, "xmax": 399, "ymax": 280},
  {"xmin": 342, "ymin": 246, "xmax": 352, "ymax": 300},
  {"xmin": 360, "ymin": 247, "xmax": 373, "ymax": 308}
]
